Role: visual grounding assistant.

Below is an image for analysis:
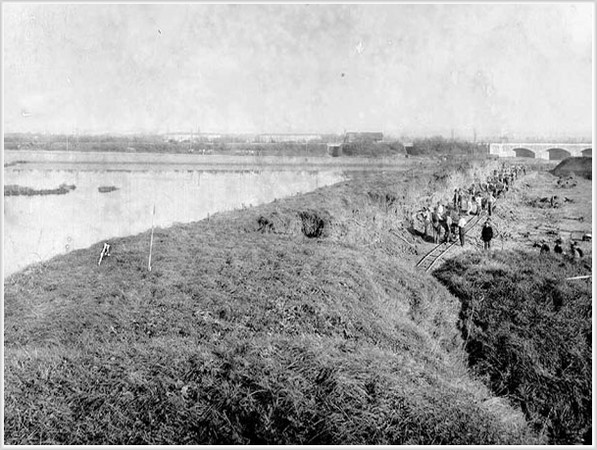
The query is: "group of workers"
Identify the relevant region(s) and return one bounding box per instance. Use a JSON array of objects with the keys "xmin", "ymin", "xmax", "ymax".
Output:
[
  {"xmin": 410, "ymin": 162, "xmax": 586, "ymax": 260},
  {"xmin": 413, "ymin": 163, "xmax": 526, "ymax": 249},
  {"xmin": 539, "ymin": 238, "xmax": 584, "ymax": 259}
]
